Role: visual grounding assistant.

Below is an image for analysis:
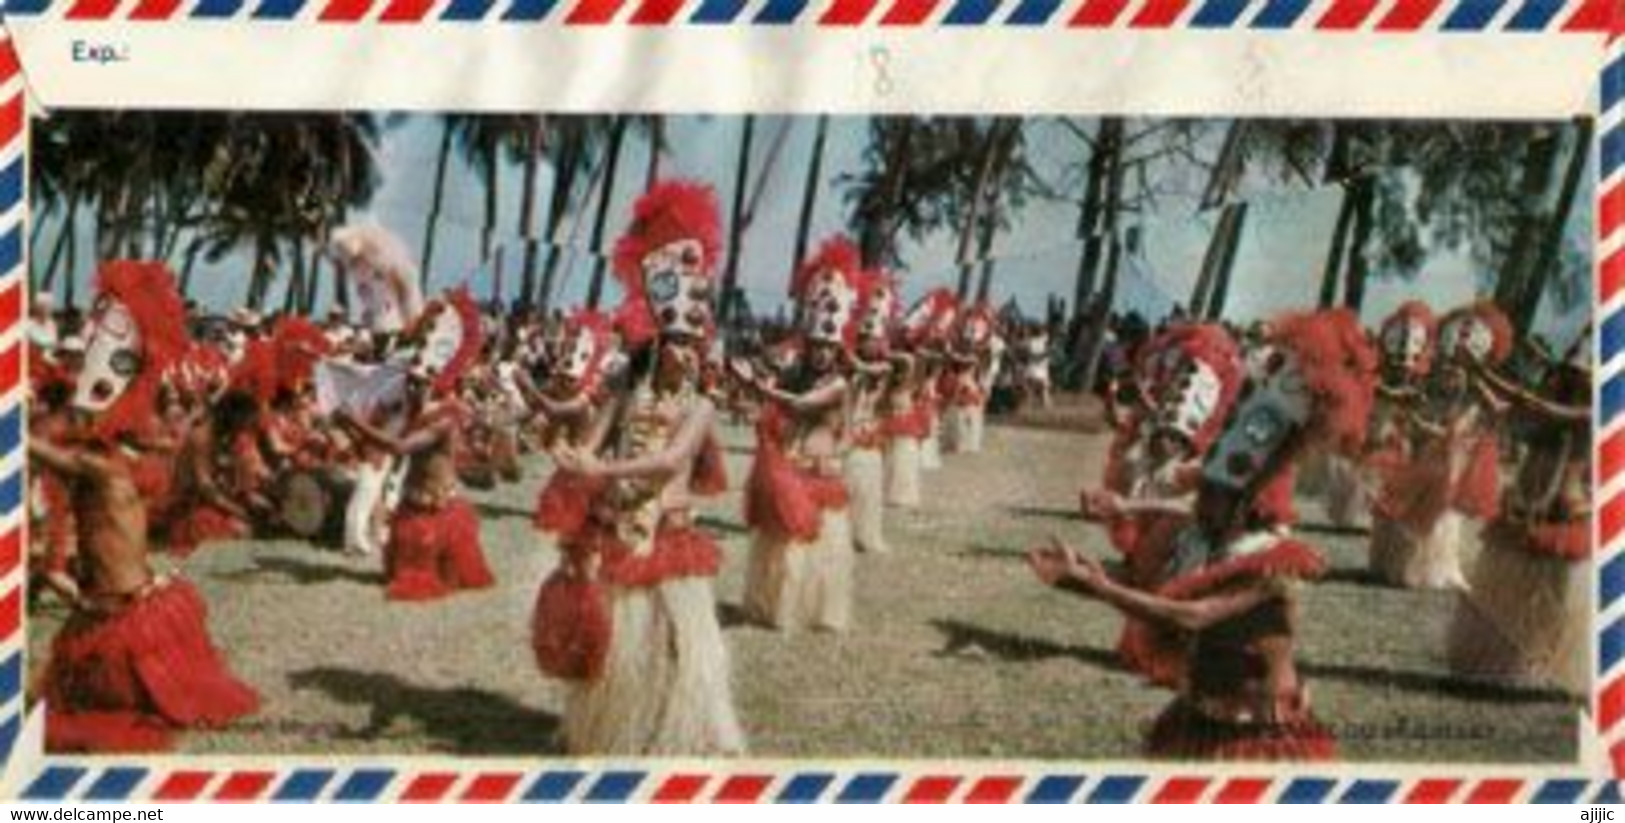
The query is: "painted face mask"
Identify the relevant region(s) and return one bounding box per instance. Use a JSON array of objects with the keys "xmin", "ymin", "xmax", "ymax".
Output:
[
  {"xmin": 859, "ymin": 283, "xmax": 897, "ymax": 343},
  {"xmin": 74, "ymin": 295, "xmax": 143, "ymax": 413},
  {"xmin": 1438, "ymin": 316, "xmax": 1494, "ymax": 365},
  {"xmin": 413, "ymin": 303, "xmax": 466, "ymax": 385},
  {"xmin": 802, "ymin": 268, "xmax": 860, "ymax": 347},
  {"xmin": 1156, "ymin": 359, "xmax": 1224, "ymax": 447},
  {"xmin": 1380, "ymin": 319, "xmax": 1429, "ymax": 374},
  {"xmin": 643, "ymin": 238, "xmax": 714, "ymax": 340},
  {"xmin": 1202, "ymin": 350, "xmax": 1312, "ymax": 494}
]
